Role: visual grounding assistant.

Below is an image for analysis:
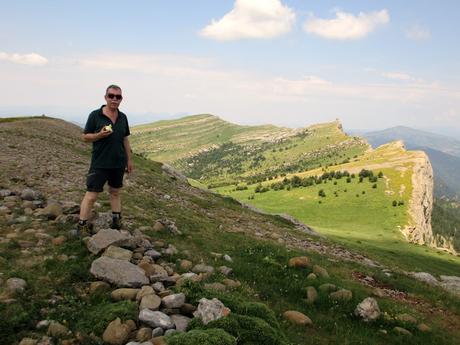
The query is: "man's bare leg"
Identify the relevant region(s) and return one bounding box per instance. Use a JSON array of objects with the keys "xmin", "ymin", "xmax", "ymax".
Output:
[
  {"xmin": 79, "ymin": 191, "xmax": 99, "ymax": 221},
  {"xmin": 109, "ymin": 187, "xmax": 121, "ymax": 213}
]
